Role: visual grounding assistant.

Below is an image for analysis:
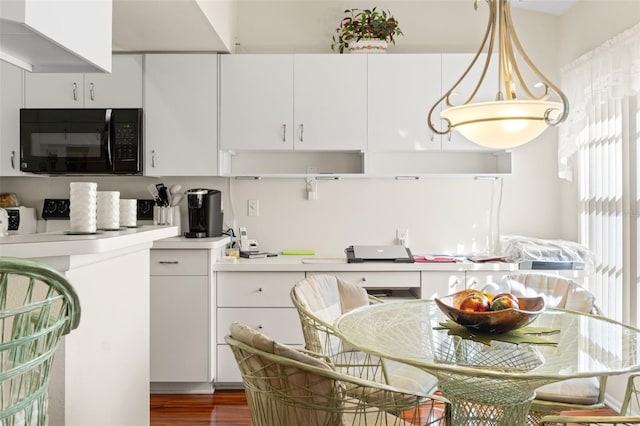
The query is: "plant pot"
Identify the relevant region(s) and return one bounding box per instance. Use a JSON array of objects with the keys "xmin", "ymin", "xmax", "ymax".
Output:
[{"xmin": 348, "ymin": 39, "xmax": 388, "ymax": 54}]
